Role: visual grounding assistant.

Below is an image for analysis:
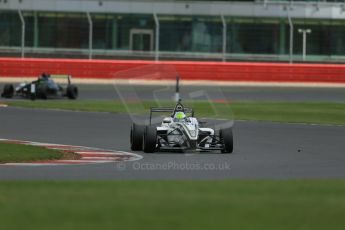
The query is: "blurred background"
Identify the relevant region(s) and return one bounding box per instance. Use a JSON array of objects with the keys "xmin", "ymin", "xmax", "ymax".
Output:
[{"xmin": 1, "ymin": 0, "xmax": 345, "ymax": 62}]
